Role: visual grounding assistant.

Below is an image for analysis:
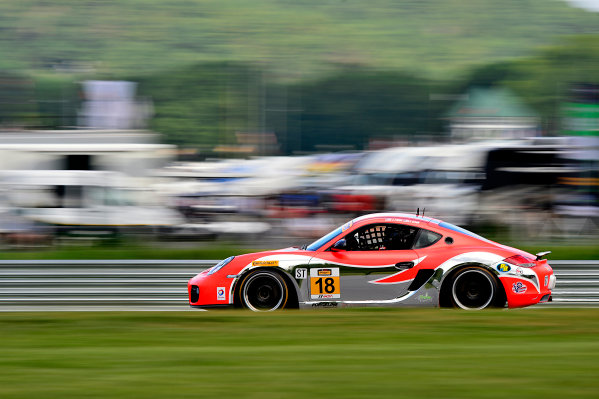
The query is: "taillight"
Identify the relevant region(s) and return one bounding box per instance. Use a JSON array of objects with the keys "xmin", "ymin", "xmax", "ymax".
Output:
[{"xmin": 504, "ymin": 255, "xmax": 535, "ymax": 268}]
